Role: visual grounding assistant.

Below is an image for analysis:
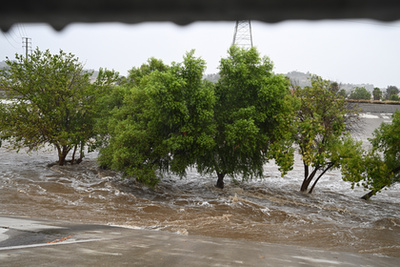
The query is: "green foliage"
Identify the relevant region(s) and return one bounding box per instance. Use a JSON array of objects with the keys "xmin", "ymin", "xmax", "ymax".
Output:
[
  {"xmin": 0, "ymin": 48, "xmax": 118, "ymax": 165},
  {"xmin": 99, "ymin": 47, "xmax": 292, "ymax": 188},
  {"xmin": 126, "ymin": 57, "xmax": 169, "ymax": 87},
  {"xmin": 388, "ymin": 94, "xmax": 400, "ymax": 101},
  {"xmin": 344, "ymin": 111, "xmax": 400, "ymax": 198},
  {"xmin": 330, "ymin": 82, "xmax": 340, "ymax": 94},
  {"xmin": 385, "ymin": 85, "xmax": 399, "ymax": 100},
  {"xmin": 98, "ymin": 51, "xmax": 215, "ymax": 187},
  {"xmin": 268, "ymin": 94, "xmax": 299, "ymax": 176},
  {"xmin": 372, "ymin": 87, "xmax": 382, "ymax": 101},
  {"xmin": 197, "ymin": 46, "xmax": 292, "ymax": 187},
  {"xmin": 91, "ymin": 84, "xmax": 129, "ymax": 151},
  {"xmin": 291, "ymin": 75, "xmax": 361, "ymax": 193},
  {"xmin": 337, "ymin": 89, "xmax": 347, "ymax": 98},
  {"xmin": 349, "ymin": 87, "xmax": 371, "ymax": 100}
]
